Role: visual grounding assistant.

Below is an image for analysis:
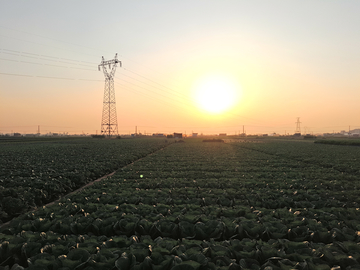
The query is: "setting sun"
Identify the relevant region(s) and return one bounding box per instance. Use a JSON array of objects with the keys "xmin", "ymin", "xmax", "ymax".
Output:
[{"xmin": 192, "ymin": 75, "xmax": 240, "ymax": 114}]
